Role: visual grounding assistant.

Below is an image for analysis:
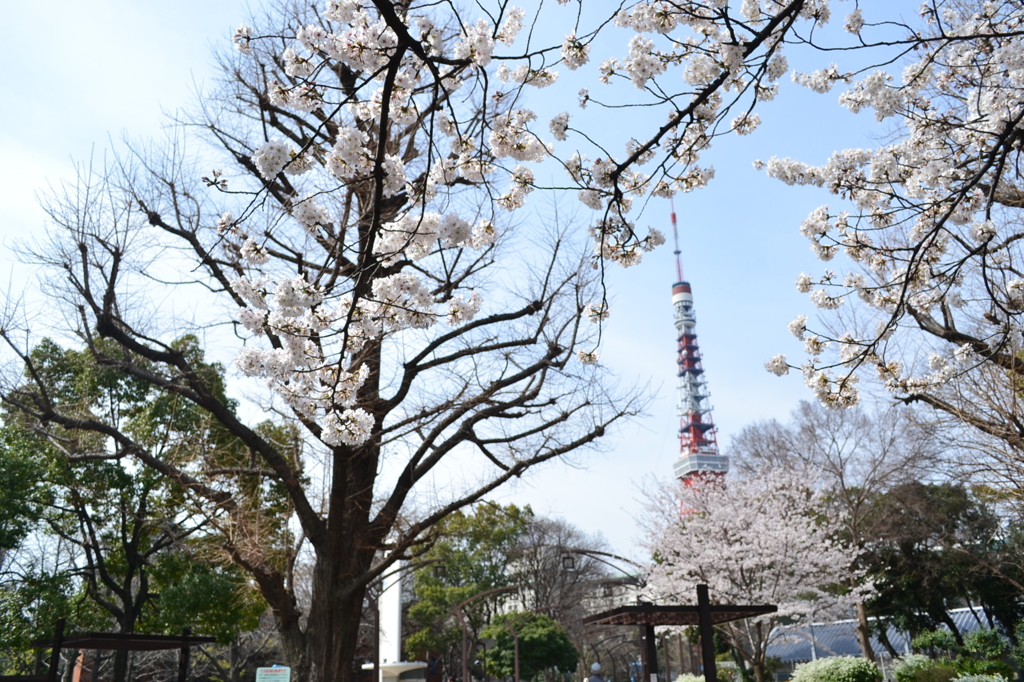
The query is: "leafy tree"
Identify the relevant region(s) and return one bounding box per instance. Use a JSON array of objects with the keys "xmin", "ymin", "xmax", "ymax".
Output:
[
  {"xmin": 0, "ymin": 570, "xmax": 77, "ymax": 675},
  {"xmin": 481, "ymin": 612, "xmax": 577, "ymax": 682},
  {"xmin": 0, "ymin": 434, "xmax": 47, "ymax": 564},
  {"xmin": 505, "ymin": 517, "xmax": 610, "ymax": 654},
  {"xmin": 861, "ymin": 483, "xmax": 1024, "ymax": 644},
  {"xmin": 407, "ymin": 505, "xmax": 609, "ymax": 680},
  {"xmin": 407, "ymin": 503, "xmax": 532, "ymax": 677},
  {"xmin": 0, "ymin": 337, "xmax": 268, "ymax": 681},
  {"xmin": 910, "ymin": 628, "xmax": 1012, "ymax": 679},
  {"xmin": 147, "ymin": 548, "xmax": 266, "ymax": 645}
]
